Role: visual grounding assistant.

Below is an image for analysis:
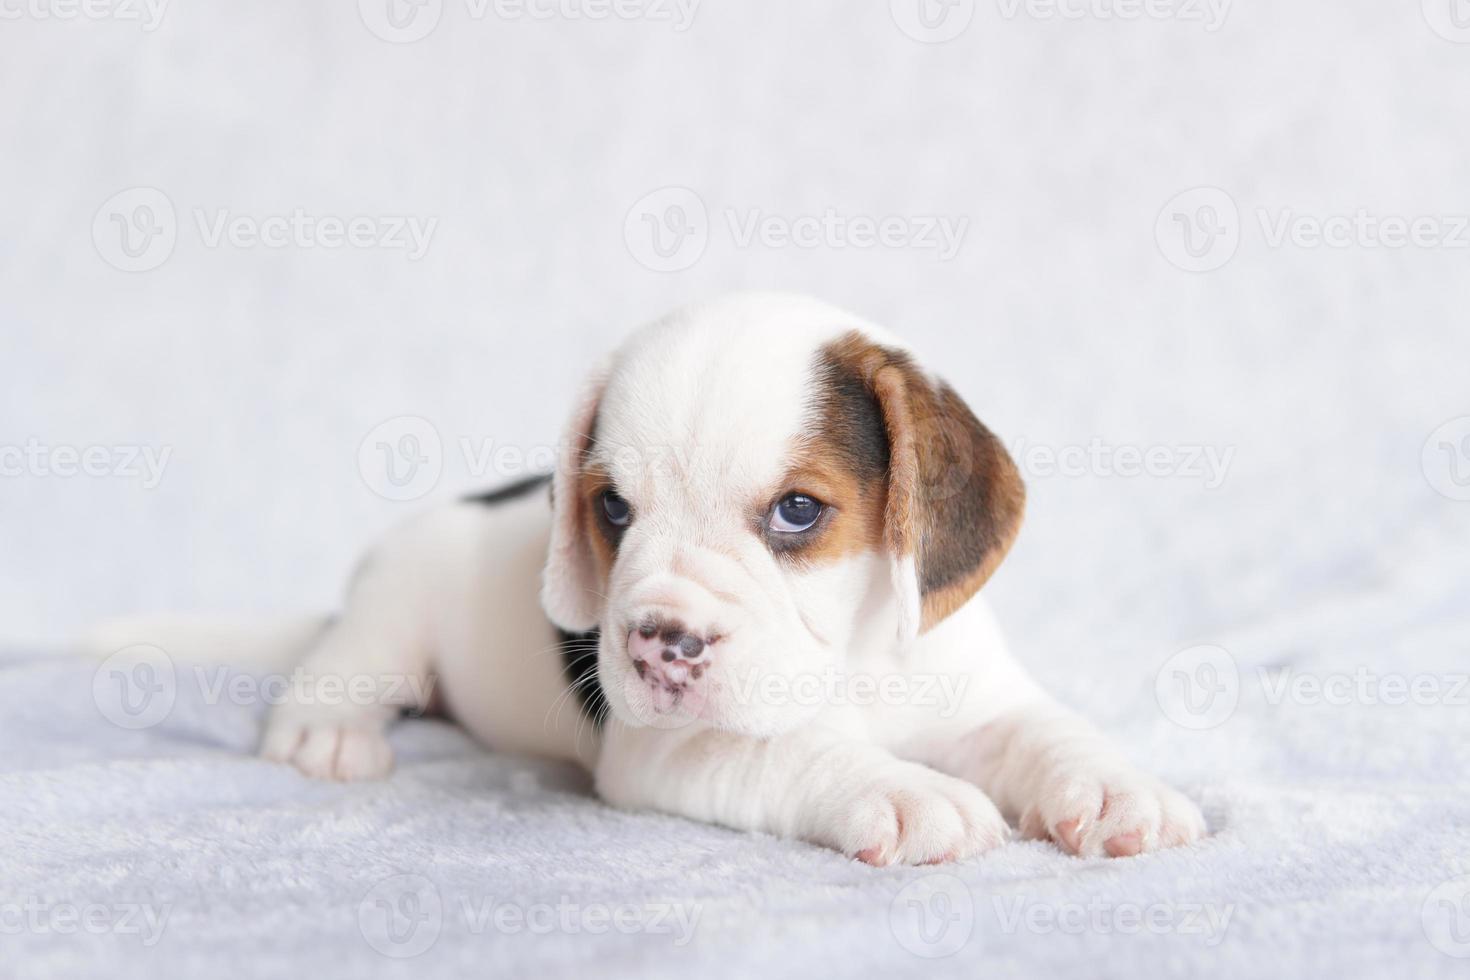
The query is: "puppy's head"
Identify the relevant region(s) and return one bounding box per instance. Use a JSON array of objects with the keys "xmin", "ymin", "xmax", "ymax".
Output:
[{"xmin": 541, "ymin": 294, "xmax": 1024, "ymax": 735}]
